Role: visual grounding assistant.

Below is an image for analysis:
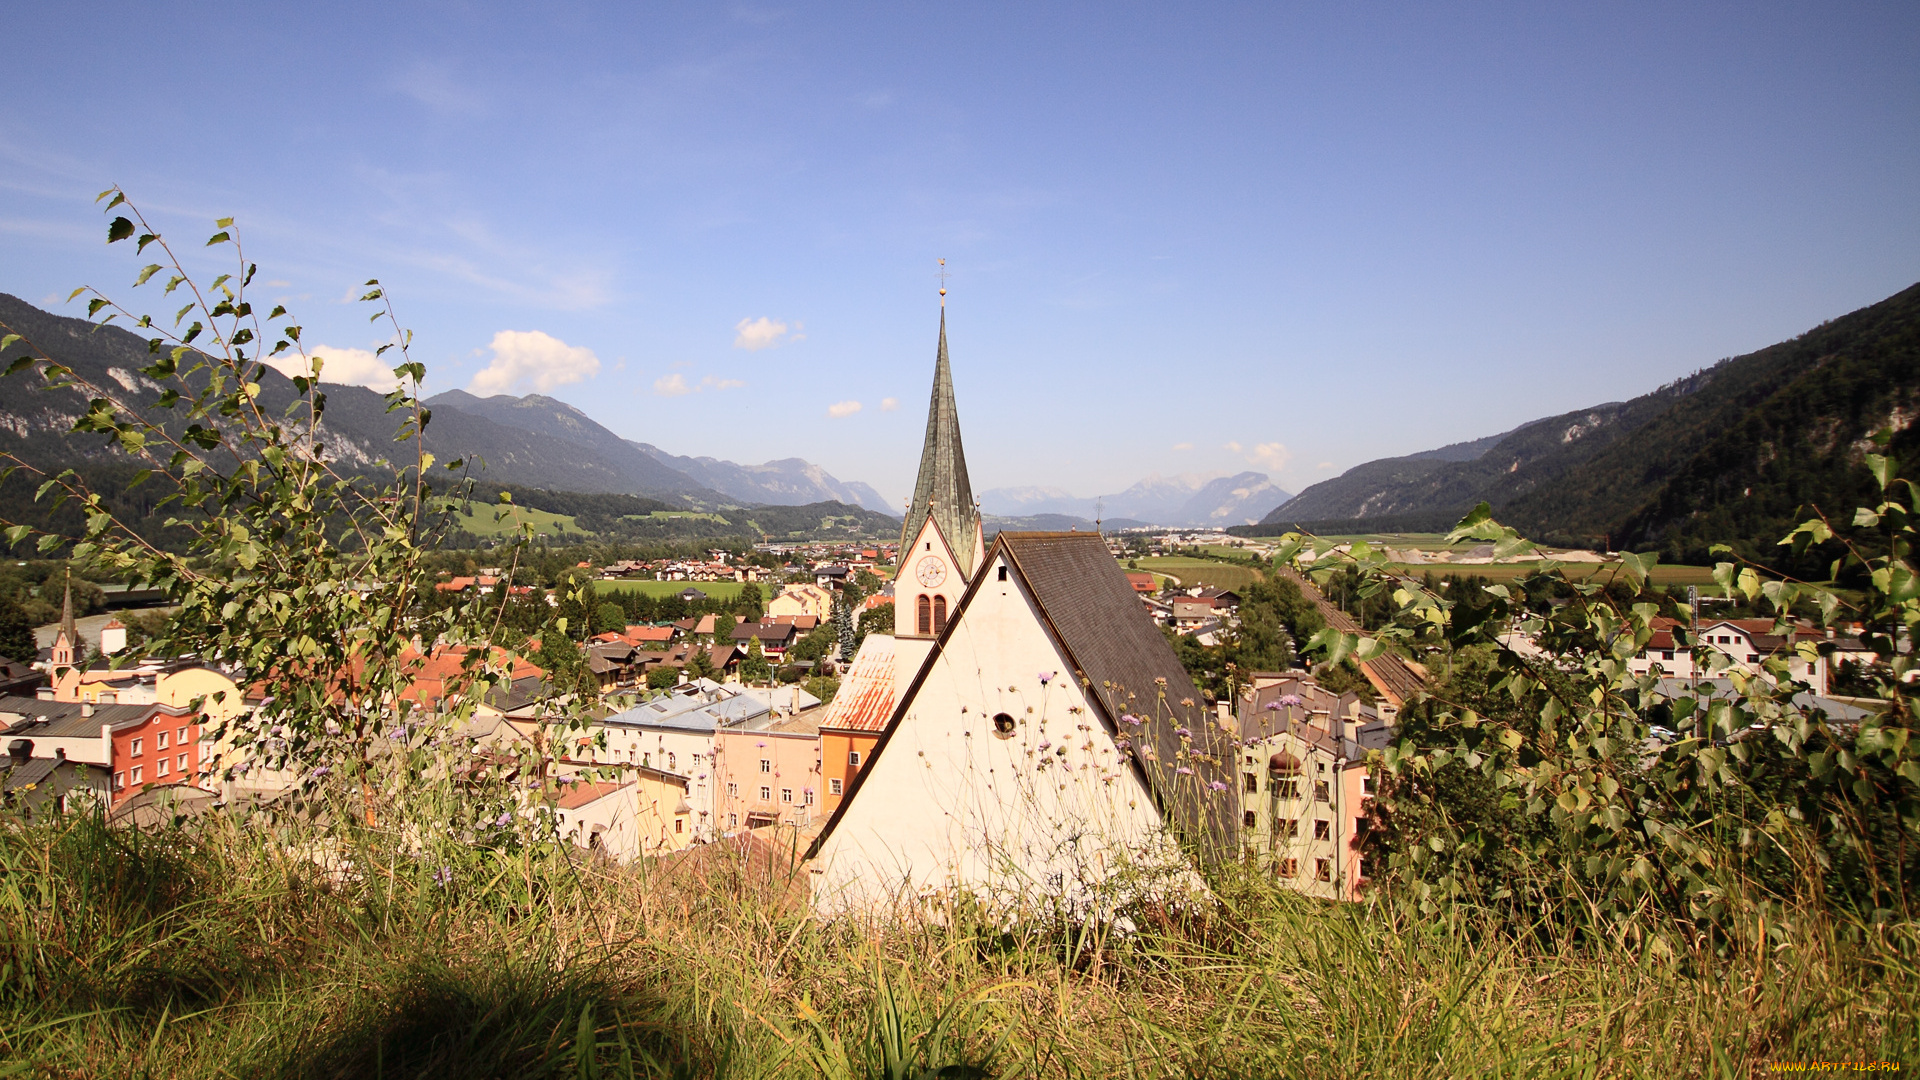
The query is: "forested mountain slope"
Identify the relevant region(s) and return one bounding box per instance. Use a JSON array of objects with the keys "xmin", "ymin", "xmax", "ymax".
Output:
[{"xmin": 1248, "ymin": 281, "xmax": 1920, "ymax": 564}]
